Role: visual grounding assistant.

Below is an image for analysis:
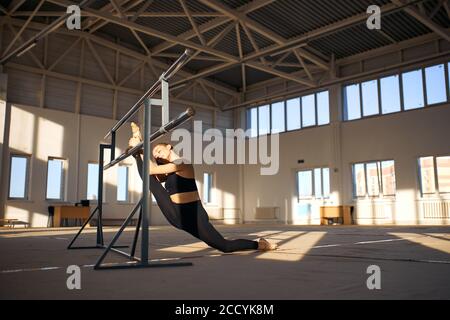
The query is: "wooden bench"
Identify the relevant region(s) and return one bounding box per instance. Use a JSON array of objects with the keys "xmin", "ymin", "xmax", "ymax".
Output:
[{"xmin": 0, "ymin": 218, "xmax": 30, "ymax": 228}]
